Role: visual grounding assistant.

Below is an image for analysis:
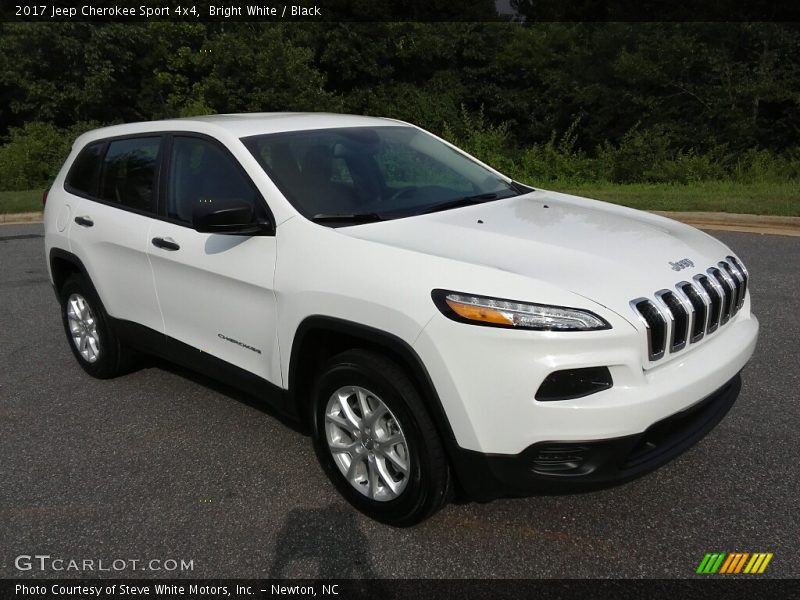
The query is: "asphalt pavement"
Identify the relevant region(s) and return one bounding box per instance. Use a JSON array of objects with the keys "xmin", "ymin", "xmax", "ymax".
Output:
[{"xmin": 1, "ymin": 223, "xmax": 797, "ymax": 578}]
